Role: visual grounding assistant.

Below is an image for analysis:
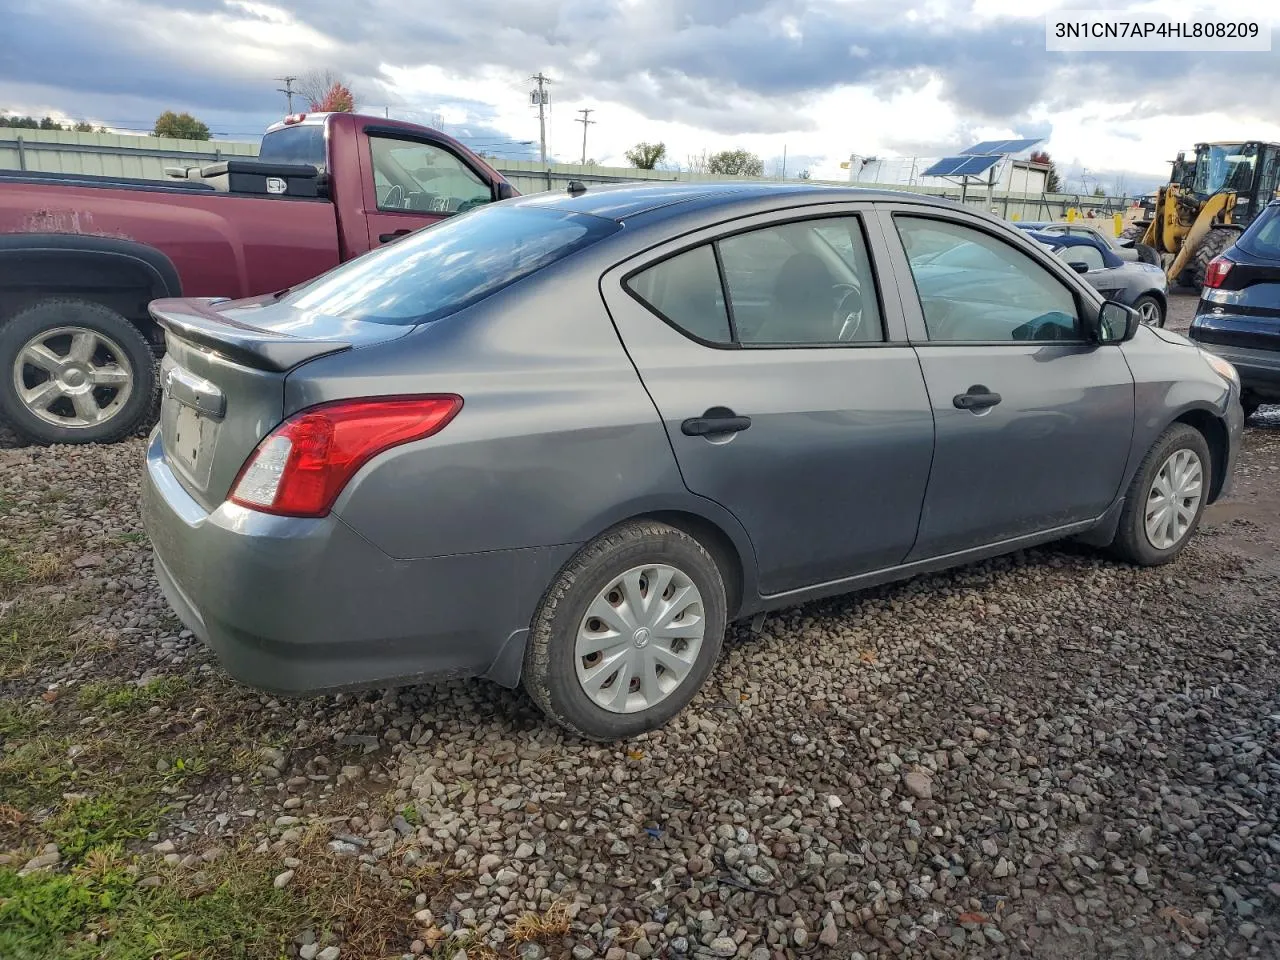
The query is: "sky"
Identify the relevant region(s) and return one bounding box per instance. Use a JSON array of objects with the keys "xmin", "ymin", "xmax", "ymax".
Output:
[{"xmin": 3, "ymin": 0, "xmax": 1279, "ymax": 195}]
